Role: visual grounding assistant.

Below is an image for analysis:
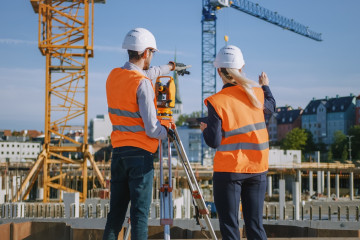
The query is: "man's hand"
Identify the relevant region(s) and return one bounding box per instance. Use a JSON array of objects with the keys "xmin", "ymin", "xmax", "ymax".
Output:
[
  {"xmin": 167, "ymin": 128, "xmax": 175, "ymax": 141},
  {"xmin": 200, "ymin": 122, "xmax": 207, "ymax": 132},
  {"xmin": 169, "ymin": 61, "xmax": 191, "ymax": 76},
  {"xmin": 259, "ymin": 72, "xmax": 269, "ymax": 86}
]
